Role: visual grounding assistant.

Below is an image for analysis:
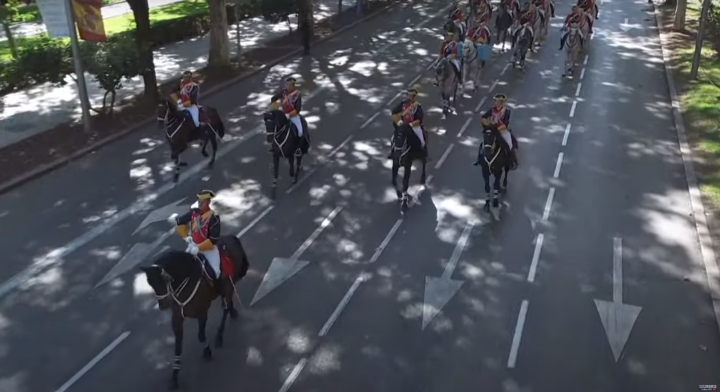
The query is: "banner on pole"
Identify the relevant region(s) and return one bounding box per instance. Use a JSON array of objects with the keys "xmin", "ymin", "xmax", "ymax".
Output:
[
  {"xmin": 35, "ymin": 0, "xmax": 71, "ymax": 38},
  {"xmin": 72, "ymin": 0, "xmax": 107, "ymax": 42}
]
